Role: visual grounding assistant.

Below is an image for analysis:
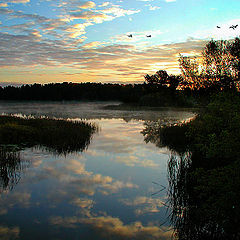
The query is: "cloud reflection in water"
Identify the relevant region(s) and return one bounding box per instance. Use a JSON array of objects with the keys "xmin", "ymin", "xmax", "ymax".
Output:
[{"xmin": 0, "ymin": 106, "xmax": 195, "ymax": 239}]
